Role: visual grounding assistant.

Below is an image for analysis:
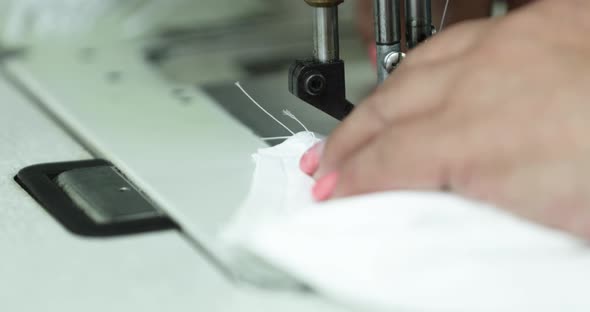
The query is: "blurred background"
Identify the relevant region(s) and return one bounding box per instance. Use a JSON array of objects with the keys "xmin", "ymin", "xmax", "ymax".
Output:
[
  {"xmin": 0, "ymin": 0, "xmax": 507, "ymax": 138},
  {"xmin": 0, "ymin": 0, "xmax": 369, "ymax": 87},
  {"xmin": 0, "ymin": 0, "xmax": 379, "ymax": 138}
]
